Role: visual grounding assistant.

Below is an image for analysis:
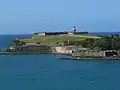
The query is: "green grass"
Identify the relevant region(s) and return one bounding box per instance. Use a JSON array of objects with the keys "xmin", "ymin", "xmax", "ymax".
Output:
[
  {"xmin": 71, "ymin": 34, "xmax": 101, "ymax": 38},
  {"xmin": 20, "ymin": 34, "xmax": 100, "ymax": 45}
]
